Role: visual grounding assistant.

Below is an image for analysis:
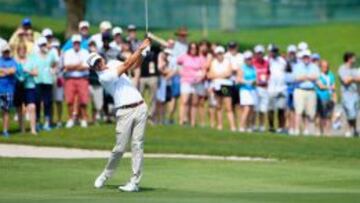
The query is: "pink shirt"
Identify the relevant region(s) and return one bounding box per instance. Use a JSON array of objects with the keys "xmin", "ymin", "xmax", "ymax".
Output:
[{"xmin": 178, "ymin": 54, "xmax": 205, "ymax": 84}]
